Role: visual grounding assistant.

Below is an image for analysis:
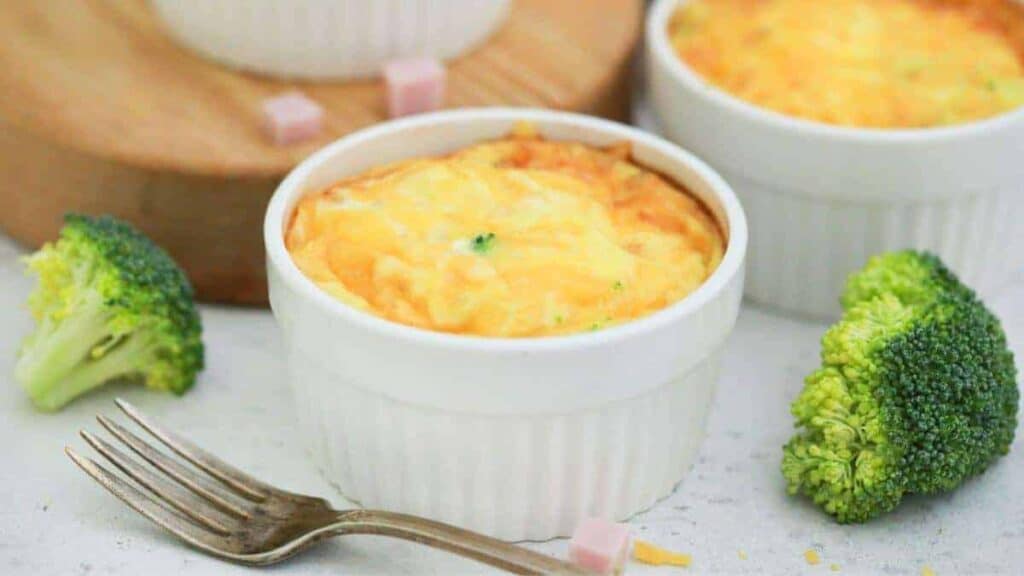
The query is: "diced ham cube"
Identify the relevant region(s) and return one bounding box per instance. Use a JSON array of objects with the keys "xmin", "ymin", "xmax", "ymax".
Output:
[
  {"xmin": 262, "ymin": 91, "xmax": 324, "ymax": 145},
  {"xmin": 383, "ymin": 58, "xmax": 446, "ymax": 118},
  {"xmin": 569, "ymin": 517, "xmax": 631, "ymax": 575}
]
